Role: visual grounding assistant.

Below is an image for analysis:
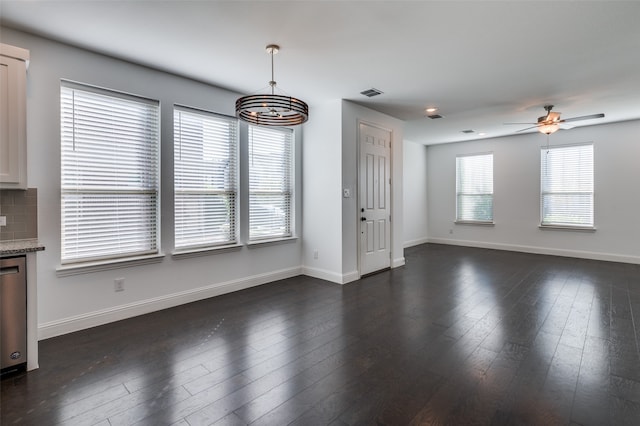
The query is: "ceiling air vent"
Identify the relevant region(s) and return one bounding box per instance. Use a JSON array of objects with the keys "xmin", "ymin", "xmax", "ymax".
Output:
[
  {"xmin": 360, "ymin": 88, "xmax": 383, "ymax": 97},
  {"xmin": 461, "ymin": 129, "xmax": 475, "ymax": 134},
  {"xmin": 427, "ymin": 114, "xmax": 443, "ymax": 119}
]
